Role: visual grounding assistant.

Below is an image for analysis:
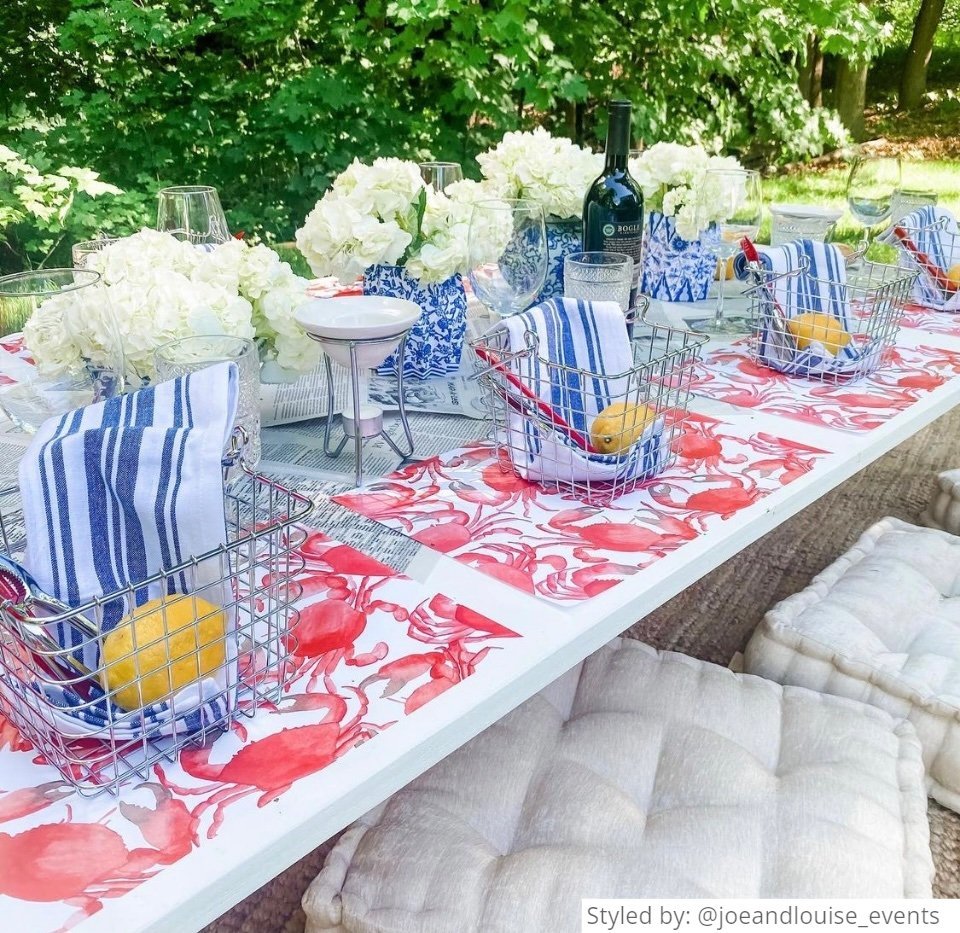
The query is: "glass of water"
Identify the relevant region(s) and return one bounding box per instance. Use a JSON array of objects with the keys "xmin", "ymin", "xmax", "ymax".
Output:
[
  {"xmin": 155, "ymin": 335, "xmax": 261, "ymax": 468},
  {"xmin": 563, "ymin": 252, "xmax": 633, "ymax": 314},
  {"xmin": 846, "ymin": 153, "xmax": 901, "ymax": 244}
]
